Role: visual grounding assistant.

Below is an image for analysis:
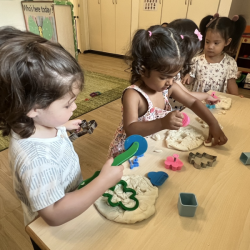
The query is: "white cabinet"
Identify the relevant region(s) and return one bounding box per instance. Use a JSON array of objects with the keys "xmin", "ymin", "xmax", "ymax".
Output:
[
  {"xmin": 87, "ymin": 0, "xmax": 131, "ymax": 55},
  {"xmin": 116, "ymin": 0, "xmax": 132, "ymax": 55},
  {"xmin": 87, "ymin": 0, "xmax": 102, "ymax": 51},
  {"xmin": 138, "ymin": 0, "xmax": 220, "ymax": 30},
  {"xmin": 138, "ymin": 0, "xmax": 162, "ymax": 30},
  {"xmin": 161, "ymin": 0, "xmax": 189, "ymax": 24},
  {"xmin": 187, "ymin": 0, "xmax": 220, "ymax": 26},
  {"xmin": 101, "ymin": 0, "xmax": 116, "ymax": 53}
]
